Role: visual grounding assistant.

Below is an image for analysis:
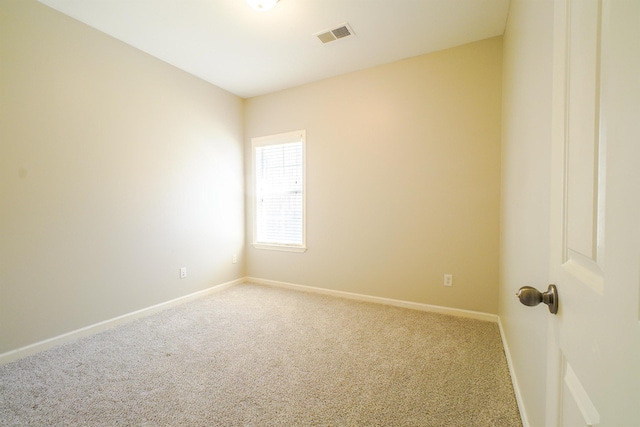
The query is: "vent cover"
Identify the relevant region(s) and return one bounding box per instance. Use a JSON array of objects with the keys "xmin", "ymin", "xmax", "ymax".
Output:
[{"xmin": 314, "ymin": 23, "xmax": 355, "ymax": 44}]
